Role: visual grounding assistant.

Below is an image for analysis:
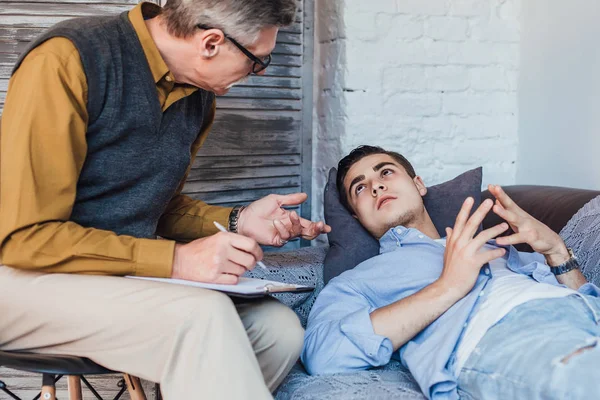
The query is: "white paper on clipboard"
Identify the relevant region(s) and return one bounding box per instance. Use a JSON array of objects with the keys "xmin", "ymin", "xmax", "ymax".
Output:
[{"xmin": 127, "ymin": 276, "xmax": 314, "ymax": 297}]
